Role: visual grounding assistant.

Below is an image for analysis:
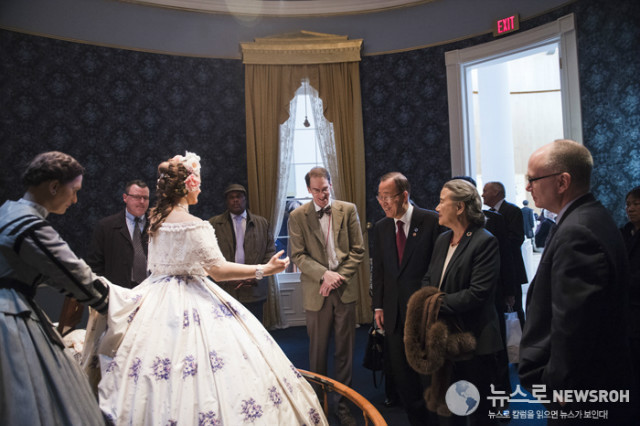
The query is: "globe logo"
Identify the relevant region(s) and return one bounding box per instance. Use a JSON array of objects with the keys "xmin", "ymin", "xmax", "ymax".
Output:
[{"xmin": 445, "ymin": 380, "xmax": 480, "ymax": 416}]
